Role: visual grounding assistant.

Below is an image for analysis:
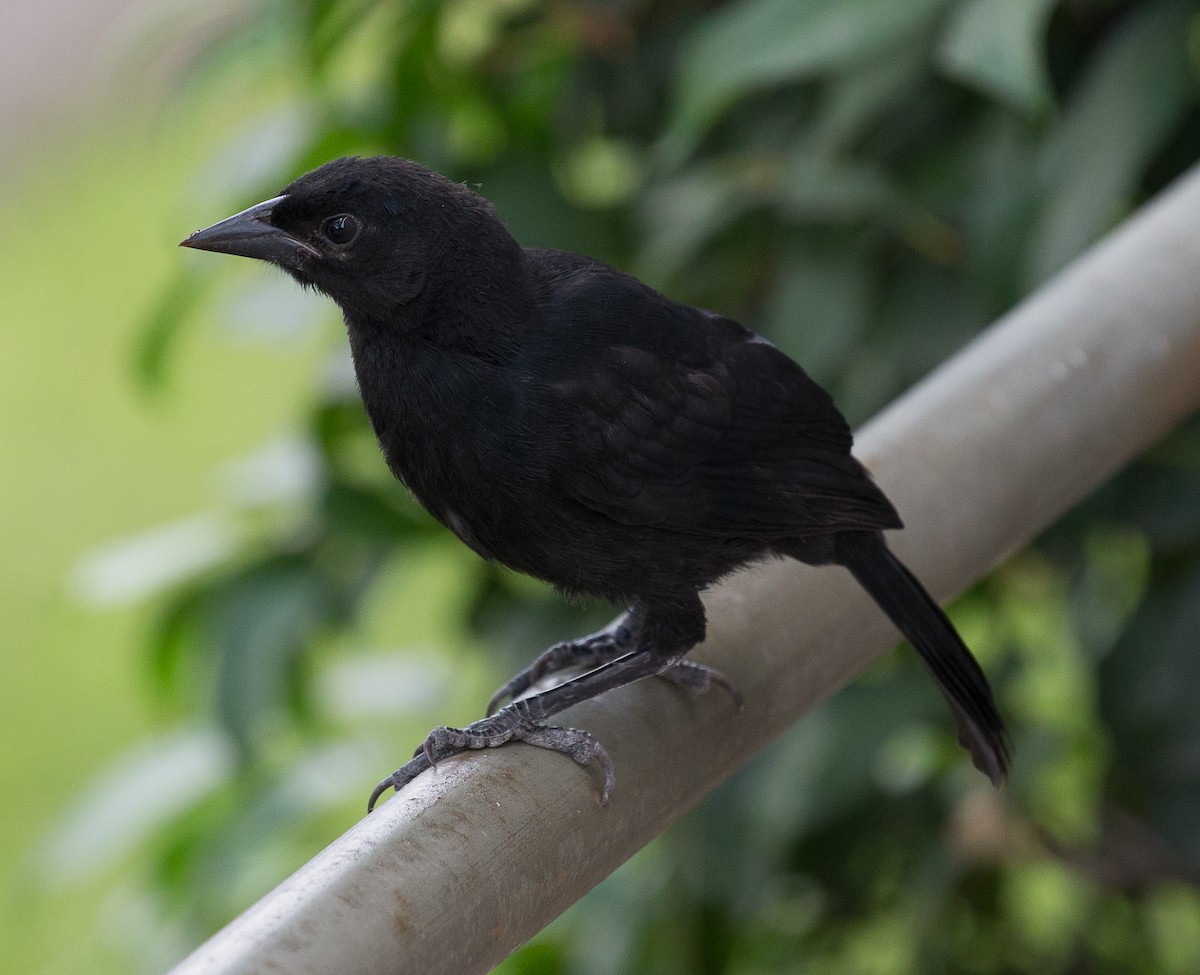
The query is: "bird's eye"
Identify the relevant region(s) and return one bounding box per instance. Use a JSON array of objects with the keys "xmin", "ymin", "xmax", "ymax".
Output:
[{"xmin": 321, "ymin": 214, "xmax": 360, "ymax": 246}]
